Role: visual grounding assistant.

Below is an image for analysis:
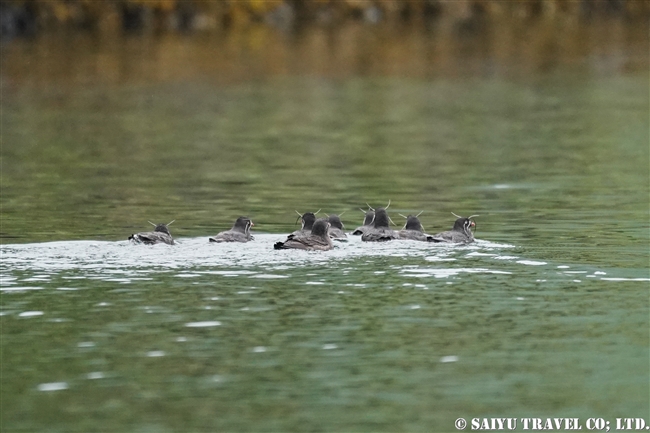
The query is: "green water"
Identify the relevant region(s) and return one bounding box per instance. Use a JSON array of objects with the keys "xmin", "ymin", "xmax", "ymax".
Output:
[{"xmin": 1, "ymin": 23, "xmax": 649, "ymax": 432}]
